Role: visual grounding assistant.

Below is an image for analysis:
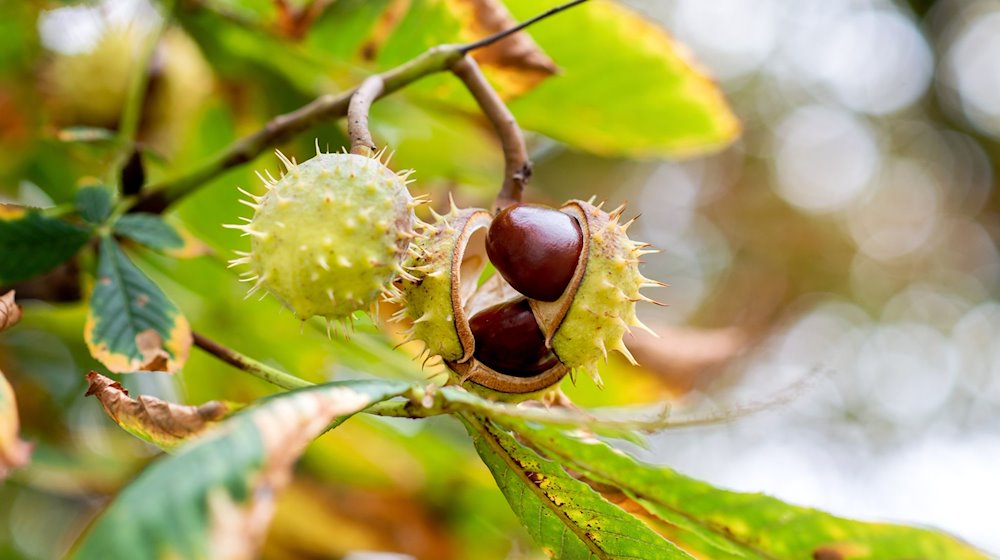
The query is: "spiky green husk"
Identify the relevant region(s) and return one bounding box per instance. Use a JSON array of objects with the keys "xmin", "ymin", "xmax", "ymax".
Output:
[
  {"xmin": 550, "ymin": 201, "xmax": 657, "ymax": 384},
  {"xmin": 230, "ymin": 151, "xmax": 415, "ymax": 321},
  {"xmin": 394, "ymin": 206, "xmax": 489, "ymax": 362}
]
